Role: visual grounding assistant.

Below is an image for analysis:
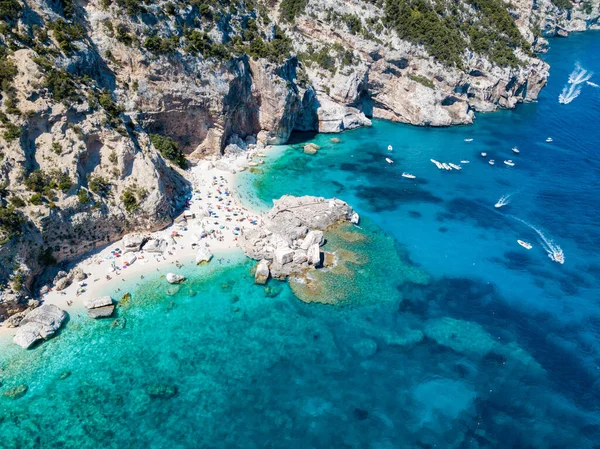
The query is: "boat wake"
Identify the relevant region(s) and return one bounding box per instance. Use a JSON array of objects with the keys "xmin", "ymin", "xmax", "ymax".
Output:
[
  {"xmin": 560, "ymin": 63, "xmax": 594, "ymax": 104},
  {"xmin": 509, "ymin": 216, "xmax": 564, "ymax": 264},
  {"xmin": 494, "ymin": 194, "xmax": 512, "ymax": 208},
  {"xmin": 559, "ymin": 83, "xmax": 582, "ymax": 104},
  {"xmin": 568, "ymin": 63, "xmax": 593, "ymax": 85}
]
